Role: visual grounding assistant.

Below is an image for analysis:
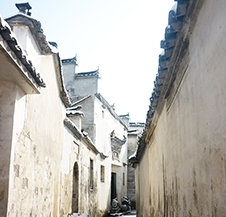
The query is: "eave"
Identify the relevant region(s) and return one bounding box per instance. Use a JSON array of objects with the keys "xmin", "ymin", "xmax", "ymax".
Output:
[
  {"xmin": 64, "ymin": 118, "xmax": 100, "ymax": 155},
  {"xmin": 0, "ymin": 35, "xmax": 39, "ymax": 94},
  {"xmin": 53, "ymin": 53, "xmax": 72, "ymax": 107},
  {"xmin": 64, "ymin": 118, "xmax": 83, "ymax": 140},
  {"xmin": 81, "ymin": 130, "xmax": 100, "ymax": 155},
  {"xmin": 75, "ymin": 67, "xmax": 100, "ymax": 79}
]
